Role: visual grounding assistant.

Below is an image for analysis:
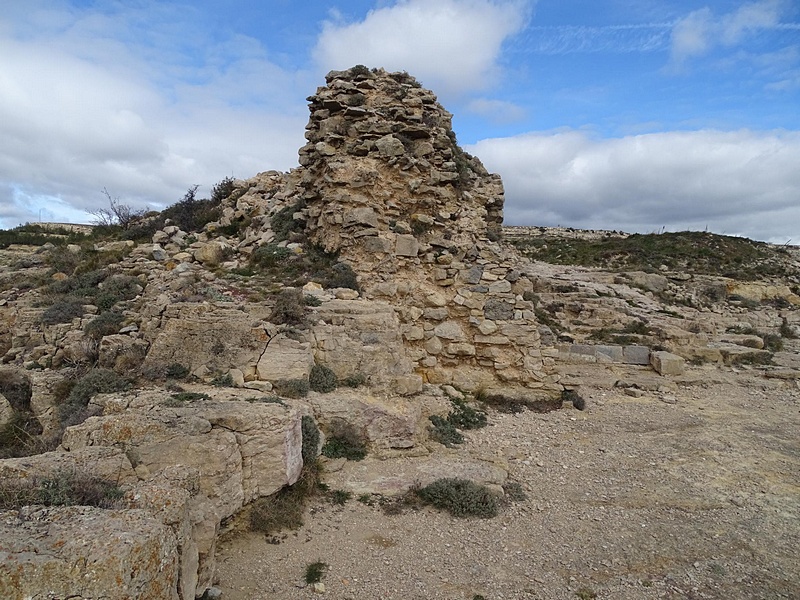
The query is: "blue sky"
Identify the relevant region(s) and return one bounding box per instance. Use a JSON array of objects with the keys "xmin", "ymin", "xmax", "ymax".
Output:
[{"xmin": 1, "ymin": 0, "xmax": 799, "ymax": 243}]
